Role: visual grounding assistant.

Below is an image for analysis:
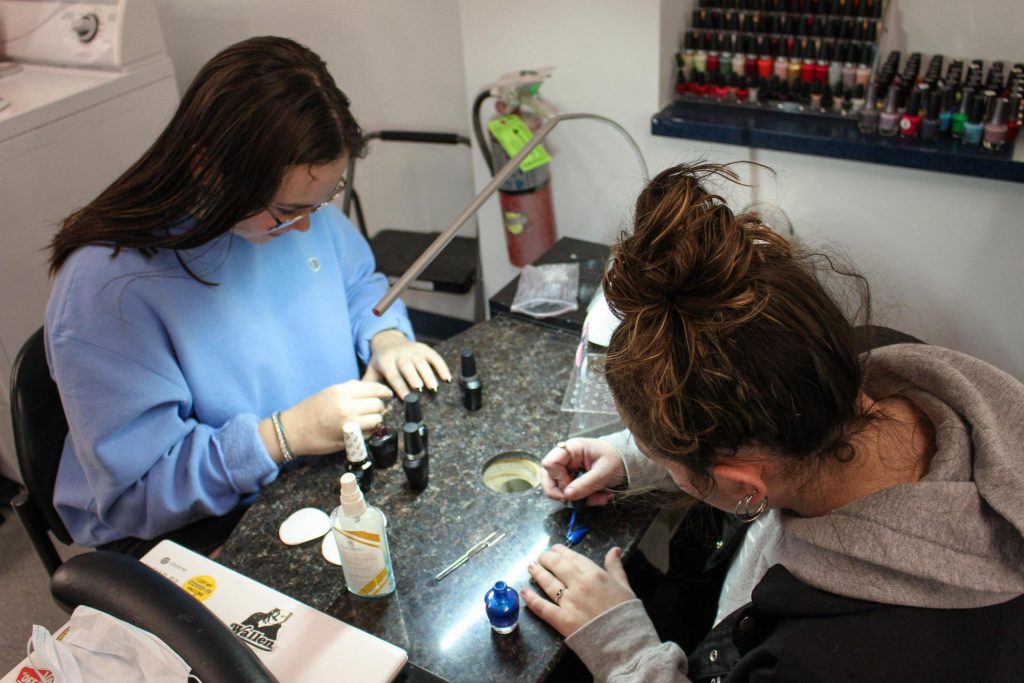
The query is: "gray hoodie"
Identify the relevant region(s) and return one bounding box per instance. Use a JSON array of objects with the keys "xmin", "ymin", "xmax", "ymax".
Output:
[{"xmin": 566, "ymin": 344, "xmax": 1024, "ymax": 682}]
